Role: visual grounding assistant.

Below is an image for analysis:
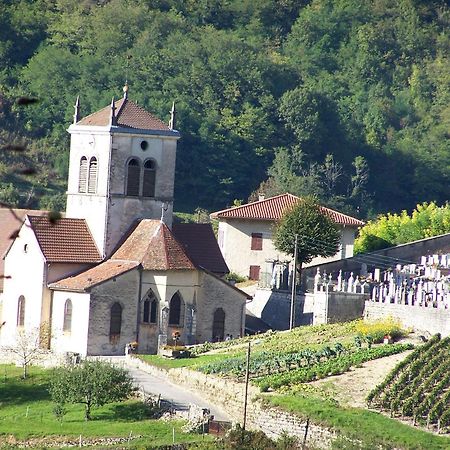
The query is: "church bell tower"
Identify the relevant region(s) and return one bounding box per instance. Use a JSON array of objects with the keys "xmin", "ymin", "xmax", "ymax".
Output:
[{"xmin": 65, "ymin": 85, "xmax": 180, "ymax": 258}]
